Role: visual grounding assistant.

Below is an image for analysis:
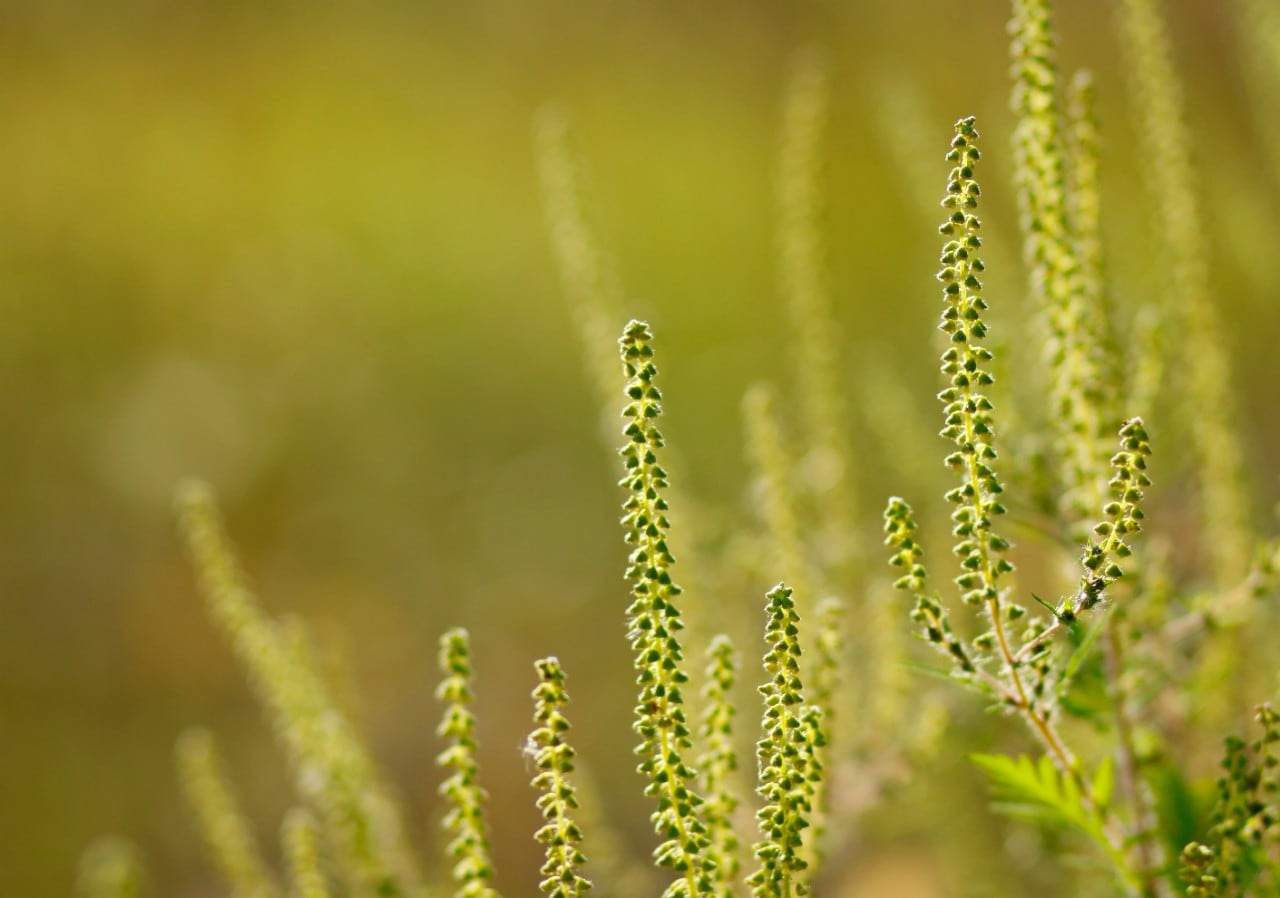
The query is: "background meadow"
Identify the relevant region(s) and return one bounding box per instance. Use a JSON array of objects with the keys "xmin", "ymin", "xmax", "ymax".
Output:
[{"xmin": 3, "ymin": 1, "xmax": 1279, "ymax": 896}]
